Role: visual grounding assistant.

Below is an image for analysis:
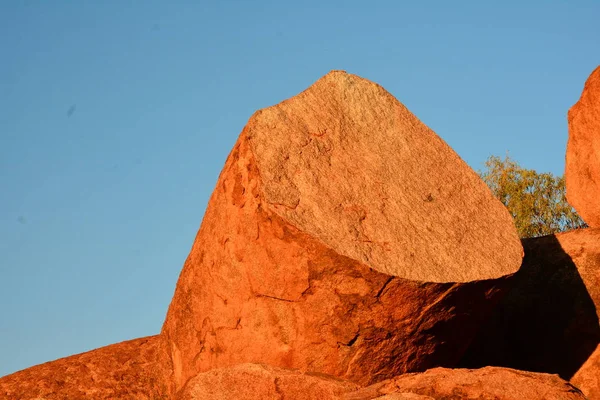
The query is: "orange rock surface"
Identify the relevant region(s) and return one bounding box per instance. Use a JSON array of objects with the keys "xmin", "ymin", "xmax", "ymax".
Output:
[
  {"xmin": 460, "ymin": 228, "xmax": 600, "ymax": 379},
  {"xmin": 572, "ymin": 343, "xmax": 600, "ymax": 399},
  {"xmin": 566, "ymin": 66, "xmax": 600, "ymax": 227},
  {"xmin": 174, "ymin": 364, "xmax": 586, "ymax": 400},
  {"xmin": 344, "ymin": 367, "xmax": 586, "ymax": 400},
  {"xmin": 371, "ymin": 394, "xmax": 434, "ymax": 400},
  {"xmin": 177, "ymin": 363, "xmax": 358, "ymax": 400},
  {"xmin": 0, "ymin": 335, "xmax": 170, "ymax": 400},
  {"xmin": 160, "ymin": 70, "xmax": 523, "ymax": 392}
]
